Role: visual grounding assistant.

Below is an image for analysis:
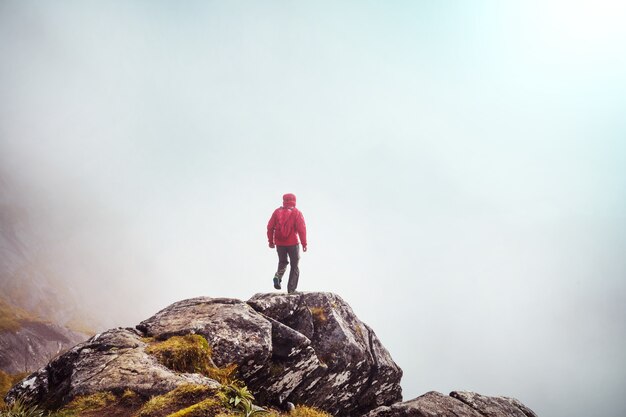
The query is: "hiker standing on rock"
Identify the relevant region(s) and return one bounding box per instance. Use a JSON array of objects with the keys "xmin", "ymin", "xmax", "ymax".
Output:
[{"xmin": 267, "ymin": 193, "xmax": 307, "ymax": 294}]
